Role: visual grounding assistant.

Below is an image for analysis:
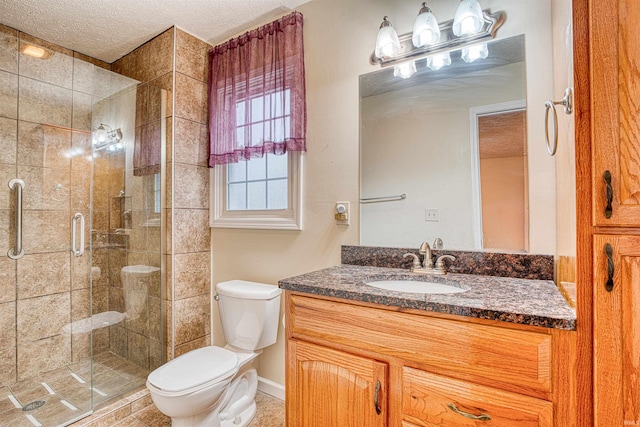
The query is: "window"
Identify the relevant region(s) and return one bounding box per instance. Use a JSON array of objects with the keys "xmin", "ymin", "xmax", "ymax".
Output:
[
  {"xmin": 227, "ymin": 153, "xmax": 288, "ymax": 211},
  {"xmin": 208, "ymin": 12, "xmax": 305, "ymax": 230},
  {"xmin": 227, "ymin": 90, "xmax": 290, "ymax": 211},
  {"xmin": 211, "ymin": 90, "xmax": 302, "ymax": 229},
  {"xmin": 210, "ymin": 153, "xmax": 302, "ymax": 229}
]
